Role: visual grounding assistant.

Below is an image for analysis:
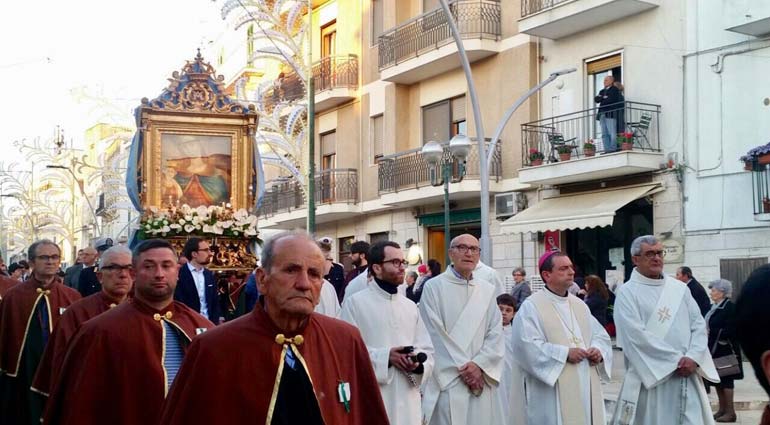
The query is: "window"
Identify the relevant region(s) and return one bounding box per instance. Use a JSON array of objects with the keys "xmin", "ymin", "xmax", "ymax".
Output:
[
  {"xmin": 247, "ymin": 25, "xmax": 254, "ymax": 67},
  {"xmin": 372, "ymin": 0, "xmax": 384, "ymax": 43},
  {"xmin": 369, "ymin": 231, "xmax": 389, "ymax": 244},
  {"xmin": 586, "ymin": 53, "xmax": 622, "ymax": 108},
  {"xmin": 720, "ymin": 257, "xmax": 768, "ymax": 301},
  {"xmin": 321, "ymin": 21, "xmax": 337, "ymax": 58},
  {"xmin": 422, "ymin": 95, "xmax": 466, "ymax": 144},
  {"xmin": 372, "ymin": 114, "xmax": 384, "ymax": 162},
  {"xmin": 320, "ymin": 131, "xmax": 336, "ymax": 170}
]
